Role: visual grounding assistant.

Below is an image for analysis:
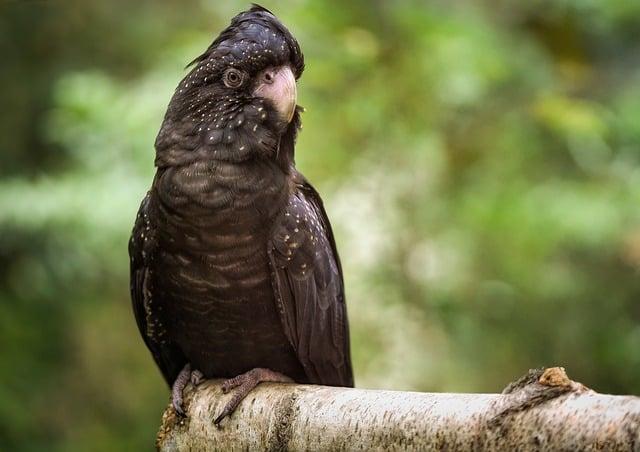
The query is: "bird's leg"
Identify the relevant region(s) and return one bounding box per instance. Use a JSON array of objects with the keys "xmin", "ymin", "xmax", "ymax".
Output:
[
  {"xmin": 214, "ymin": 368, "xmax": 293, "ymax": 425},
  {"xmin": 172, "ymin": 363, "xmax": 205, "ymax": 416}
]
